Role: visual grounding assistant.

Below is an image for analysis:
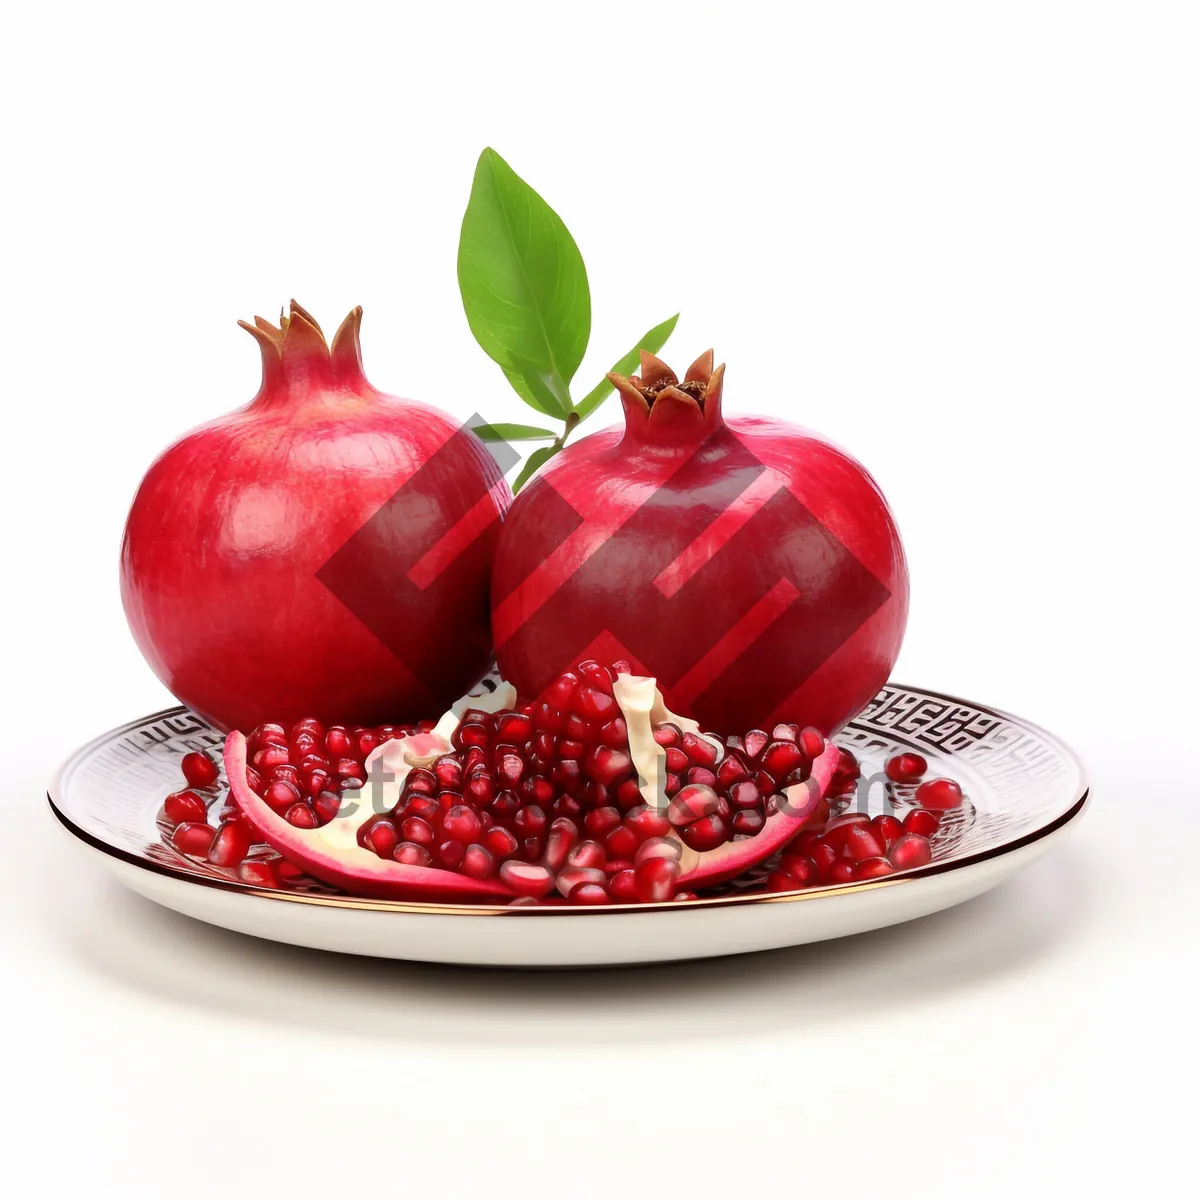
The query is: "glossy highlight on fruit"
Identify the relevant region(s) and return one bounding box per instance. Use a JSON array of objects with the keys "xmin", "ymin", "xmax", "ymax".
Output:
[
  {"xmin": 491, "ymin": 351, "xmax": 908, "ymax": 736},
  {"xmin": 121, "ymin": 301, "xmax": 510, "ymax": 732}
]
